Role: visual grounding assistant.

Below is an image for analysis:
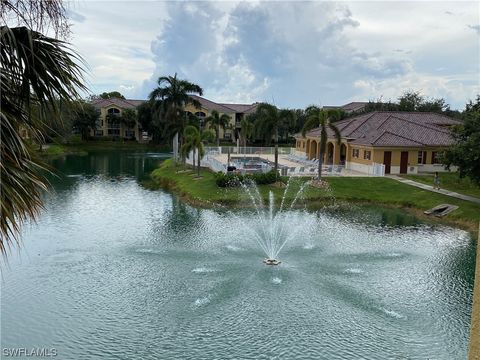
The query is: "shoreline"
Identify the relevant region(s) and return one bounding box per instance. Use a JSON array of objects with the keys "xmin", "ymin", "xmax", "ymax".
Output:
[{"xmin": 150, "ymin": 160, "xmax": 480, "ymax": 235}]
